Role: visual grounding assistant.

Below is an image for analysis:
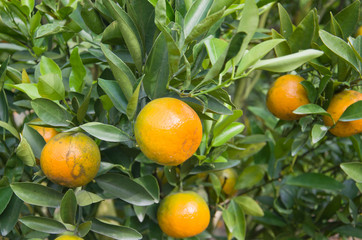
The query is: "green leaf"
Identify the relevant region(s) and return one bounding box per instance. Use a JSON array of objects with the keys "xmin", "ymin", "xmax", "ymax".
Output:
[
  {"xmin": 31, "ymin": 98, "xmax": 72, "ymax": 127},
  {"xmin": 0, "ymin": 187, "xmax": 13, "ymax": 215},
  {"xmin": 0, "ymin": 56, "xmax": 9, "ymax": 91},
  {"xmin": 100, "ymin": 44, "xmax": 135, "ymax": 100},
  {"xmin": 204, "ymin": 38, "xmax": 228, "ymax": 65},
  {"xmin": 79, "ymin": 122, "xmax": 129, "ymax": 142},
  {"xmin": 133, "ymin": 175, "xmax": 160, "ymax": 203},
  {"xmin": 143, "ymin": 32, "xmax": 169, "ymax": 99},
  {"xmin": 104, "ymin": 0, "xmax": 143, "ymax": 72},
  {"xmin": 60, "ymin": 189, "xmax": 77, "ymax": 225},
  {"xmin": 183, "ymin": 0, "xmax": 213, "ymax": 37},
  {"xmin": 252, "ymin": 49, "xmax": 324, "ymax": 72},
  {"xmin": 235, "ymin": 165, "xmax": 265, "ymax": 189},
  {"xmin": 98, "ymin": 78, "xmax": 128, "ymax": 114},
  {"xmin": 78, "ymin": 221, "xmax": 92, "ymax": 238},
  {"xmin": 311, "ymin": 124, "xmax": 329, "ymax": 144},
  {"xmin": 278, "ymin": 3, "xmax": 293, "ymax": 39},
  {"xmin": 286, "ymin": 173, "xmax": 344, "ymax": 191},
  {"xmin": 223, "ymin": 200, "xmax": 246, "ymax": 240},
  {"xmin": 236, "ymin": 39, "xmax": 286, "ymax": 75},
  {"xmin": 319, "ymin": 30, "xmax": 360, "ymax": 73},
  {"xmin": 101, "ymin": 20, "xmax": 123, "ymax": 44},
  {"xmin": 213, "ymin": 110, "xmax": 243, "ymax": 137},
  {"xmin": 341, "ymin": 163, "xmax": 362, "ymax": 183},
  {"xmin": 211, "ymin": 122, "xmax": 245, "ymax": 147},
  {"xmin": 126, "ymin": 79, "xmax": 142, "ymax": 121},
  {"xmin": 75, "ymin": 190, "xmax": 103, "ymax": 207},
  {"xmin": 77, "ymin": 85, "xmax": 92, "ymax": 124},
  {"xmin": 271, "ymin": 29, "xmax": 292, "ymax": 57},
  {"xmin": 15, "ymin": 134, "xmax": 36, "ymax": 167},
  {"xmin": 330, "ymin": 1, "xmax": 360, "ymax": 39},
  {"xmin": 0, "ymin": 120, "xmax": 20, "ymax": 139},
  {"xmin": 10, "ymin": 182, "xmax": 62, "ymax": 208},
  {"xmin": 134, "ymin": 205, "xmax": 147, "ymax": 222},
  {"xmin": 38, "ymin": 73, "xmax": 65, "ymax": 100},
  {"xmin": 35, "ymin": 22, "xmax": 71, "ymax": 38},
  {"xmin": 235, "ymin": 196, "xmax": 264, "ymax": 217},
  {"xmin": 339, "ymin": 101, "xmax": 362, "ymax": 122},
  {"xmin": 23, "ymin": 124, "xmax": 46, "ymax": 160},
  {"xmin": 334, "ymin": 225, "xmax": 362, "ymax": 238},
  {"xmin": 6, "ymin": 83, "xmax": 41, "ymax": 99},
  {"xmin": 69, "ymin": 47, "xmax": 86, "ymax": 93},
  {"xmin": 91, "ymin": 219, "xmax": 142, "ymax": 240},
  {"xmin": 96, "ymin": 173, "xmax": 156, "ymax": 206},
  {"xmin": 293, "ymin": 103, "xmax": 330, "ymax": 116},
  {"xmin": 80, "ymin": 0, "xmax": 105, "ymax": 34},
  {"xmin": 185, "ymin": 7, "xmax": 225, "ymax": 44},
  {"xmin": 19, "ymin": 216, "xmax": 67, "ymax": 234},
  {"xmin": 0, "ymin": 195, "xmax": 23, "ymax": 236},
  {"xmin": 40, "ymin": 56, "xmax": 62, "ymax": 78},
  {"xmin": 209, "ymin": 172, "xmax": 222, "ymax": 197}
]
